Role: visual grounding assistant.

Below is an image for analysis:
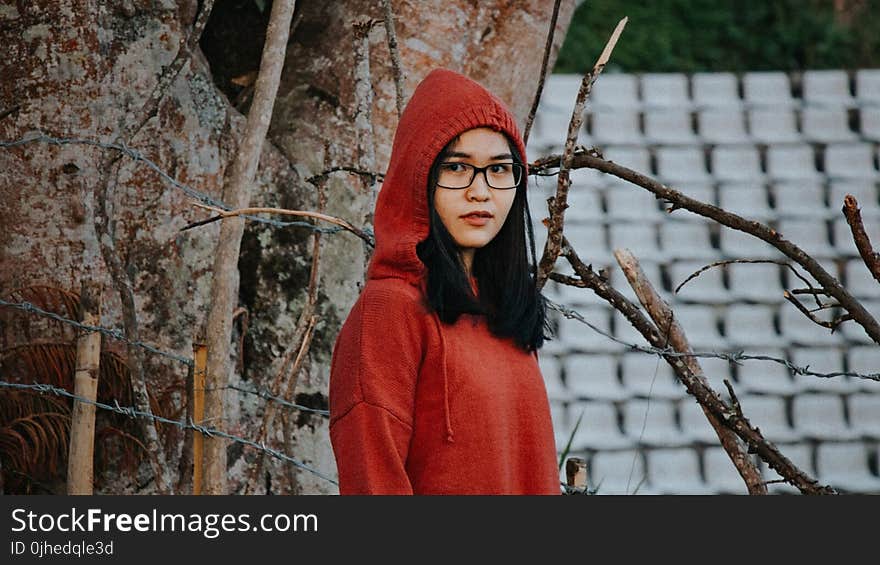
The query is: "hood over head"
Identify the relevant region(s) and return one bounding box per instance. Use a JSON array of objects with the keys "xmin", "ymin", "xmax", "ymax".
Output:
[
  {"xmin": 365, "ymin": 68, "xmax": 529, "ymax": 444},
  {"xmin": 366, "ymin": 67, "xmax": 529, "ymax": 288}
]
